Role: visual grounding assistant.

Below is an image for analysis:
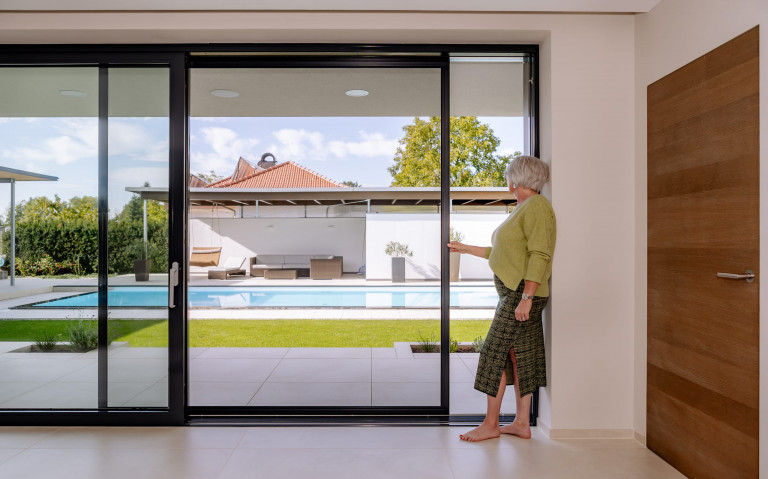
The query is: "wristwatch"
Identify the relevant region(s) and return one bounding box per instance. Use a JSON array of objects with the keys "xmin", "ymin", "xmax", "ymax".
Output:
[{"xmin": 521, "ymin": 293, "xmax": 533, "ymax": 301}]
